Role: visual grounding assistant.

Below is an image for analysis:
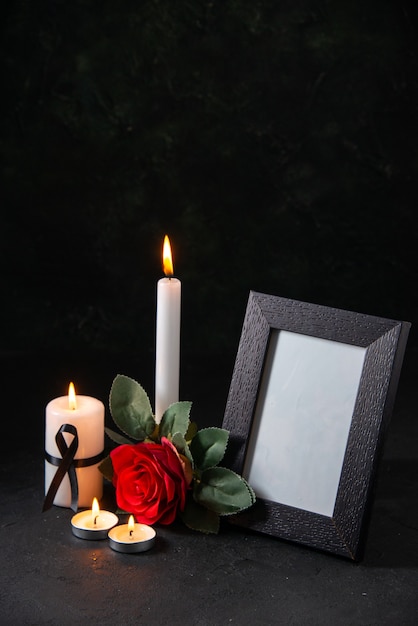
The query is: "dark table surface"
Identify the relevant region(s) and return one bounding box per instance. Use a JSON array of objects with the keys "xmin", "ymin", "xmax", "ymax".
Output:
[{"xmin": 1, "ymin": 346, "xmax": 417, "ymax": 625}]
